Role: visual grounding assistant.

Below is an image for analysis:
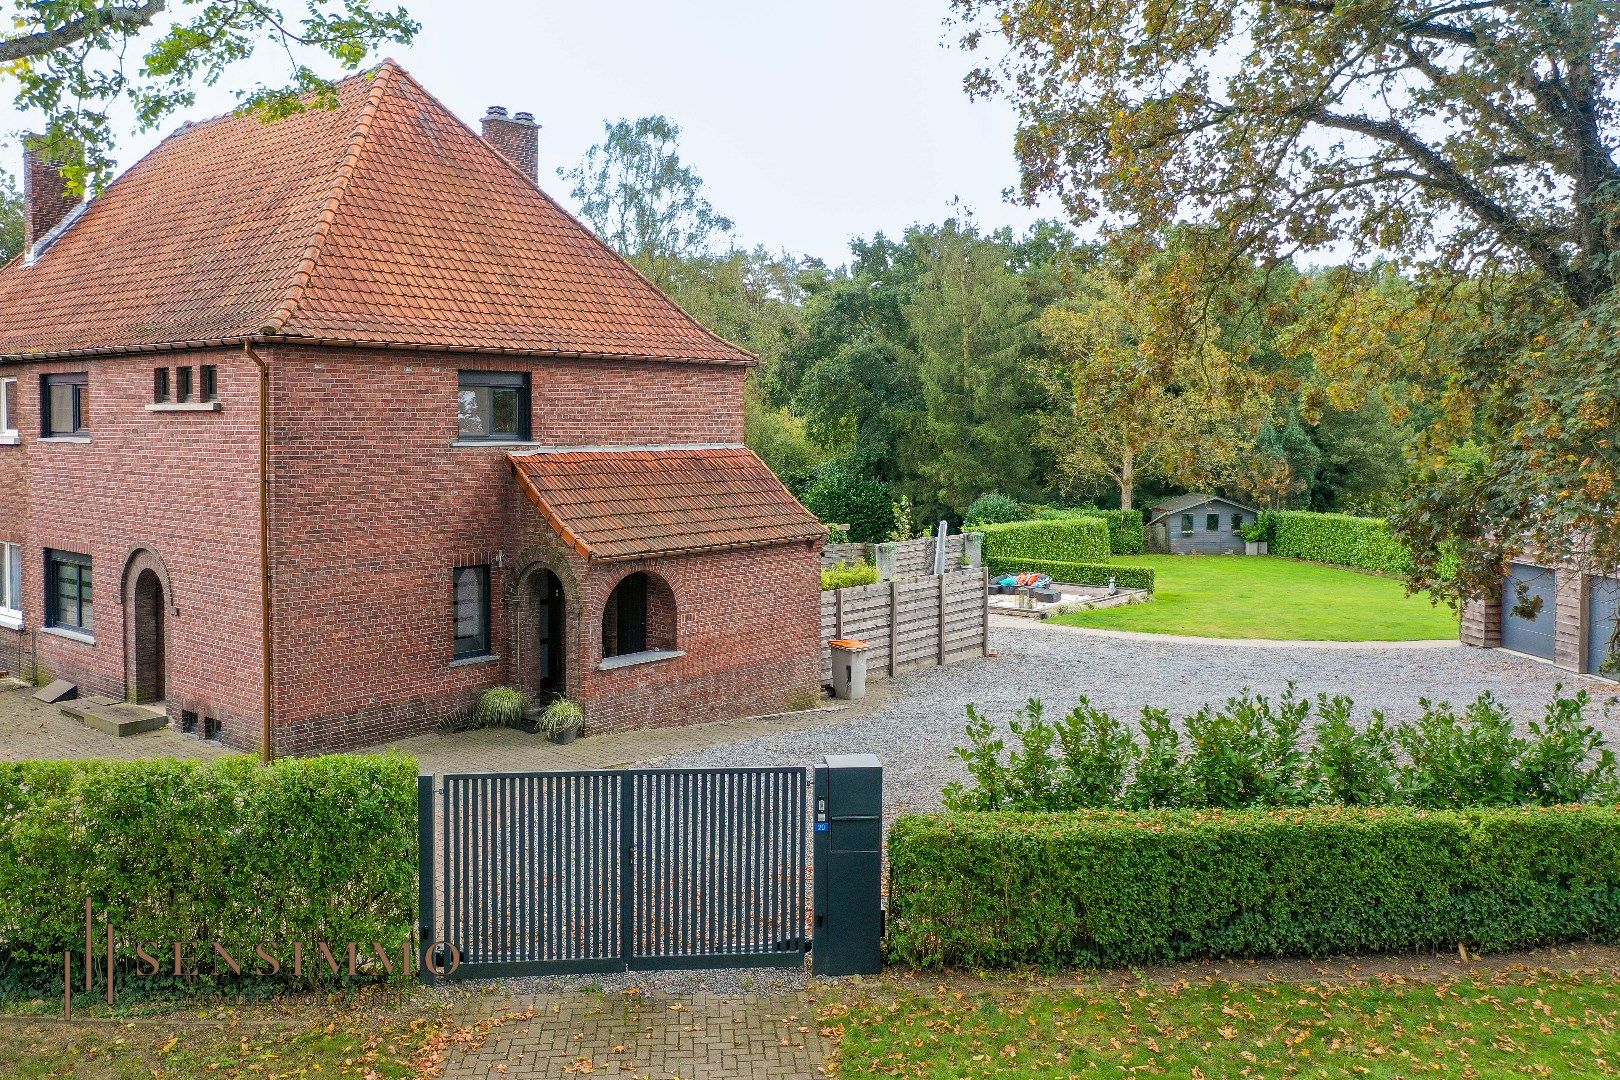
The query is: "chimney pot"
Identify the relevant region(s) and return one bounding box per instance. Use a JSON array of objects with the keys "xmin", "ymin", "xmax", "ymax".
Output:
[
  {"xmin": 479, "ymin": 107, "xmax": 541, "ymax": 187},
  {"xmin": 22, "ymin": 136, "xmax": 82, "ymax": 258}
]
